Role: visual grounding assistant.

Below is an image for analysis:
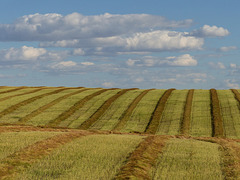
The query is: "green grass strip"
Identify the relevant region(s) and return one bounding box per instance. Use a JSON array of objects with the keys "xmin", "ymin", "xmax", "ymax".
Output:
[
  {"xmin": 154, "ymin": 138, "xmax": 223, "ymax": 179},
  {"xmin": 196, "ymin": 137, "xmax": 240, "ymax": 179},
  {"xmin": 145, "ymin": 88, "xmax": 175, "ymax": 134},
  {"xmin": 79, "ymin": 88, "xmax": 137, "ymax": 130},
  {"xmin": 114, "ymin": 135, "xmax": 168, "ymax": 180},
  {"xmin": 180, "ymin": 89, "xmax": 194, "ymax": 136},
  {"xmin": 210, "ymin": 89, "xmax": 224, "ymax": 137},
  {"xmin": 47, "ymin": 89, "xmax": 111, "ymax": 127},
  {"xmin": 217, "ymin": 90, "xmax": 240, "ymax": 139},
  {"xmin": 190, "ymin": 90, "xmax": 212, "ymax": 137},
  {"xmin": 0, "ymin": 131, "xmax": 92, "ymax": 179},
  {"xmin": 0, "ymin": 88, "xmax": 68, "ymax": 119},
  {"xmin": 113, "ymin": 89, "xmax": 152, "ymax": 131},
  {"xmin": 0, "ymin": 86, "xmax": 26, "ymax": 94},
  {"xmin": 0, "ymin": 131, "xmax": 63, "ymax": 160},
  {"xmin": 15, "ymin": 134, "xmax": 143, "ymax": 180},
  {"xmin": 18, "ymin": 88, "xmax": 86, "ymax": 124},
  {"xmin": 0, "ymin": 88, "xmax": 44, "ymax": 102}
]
